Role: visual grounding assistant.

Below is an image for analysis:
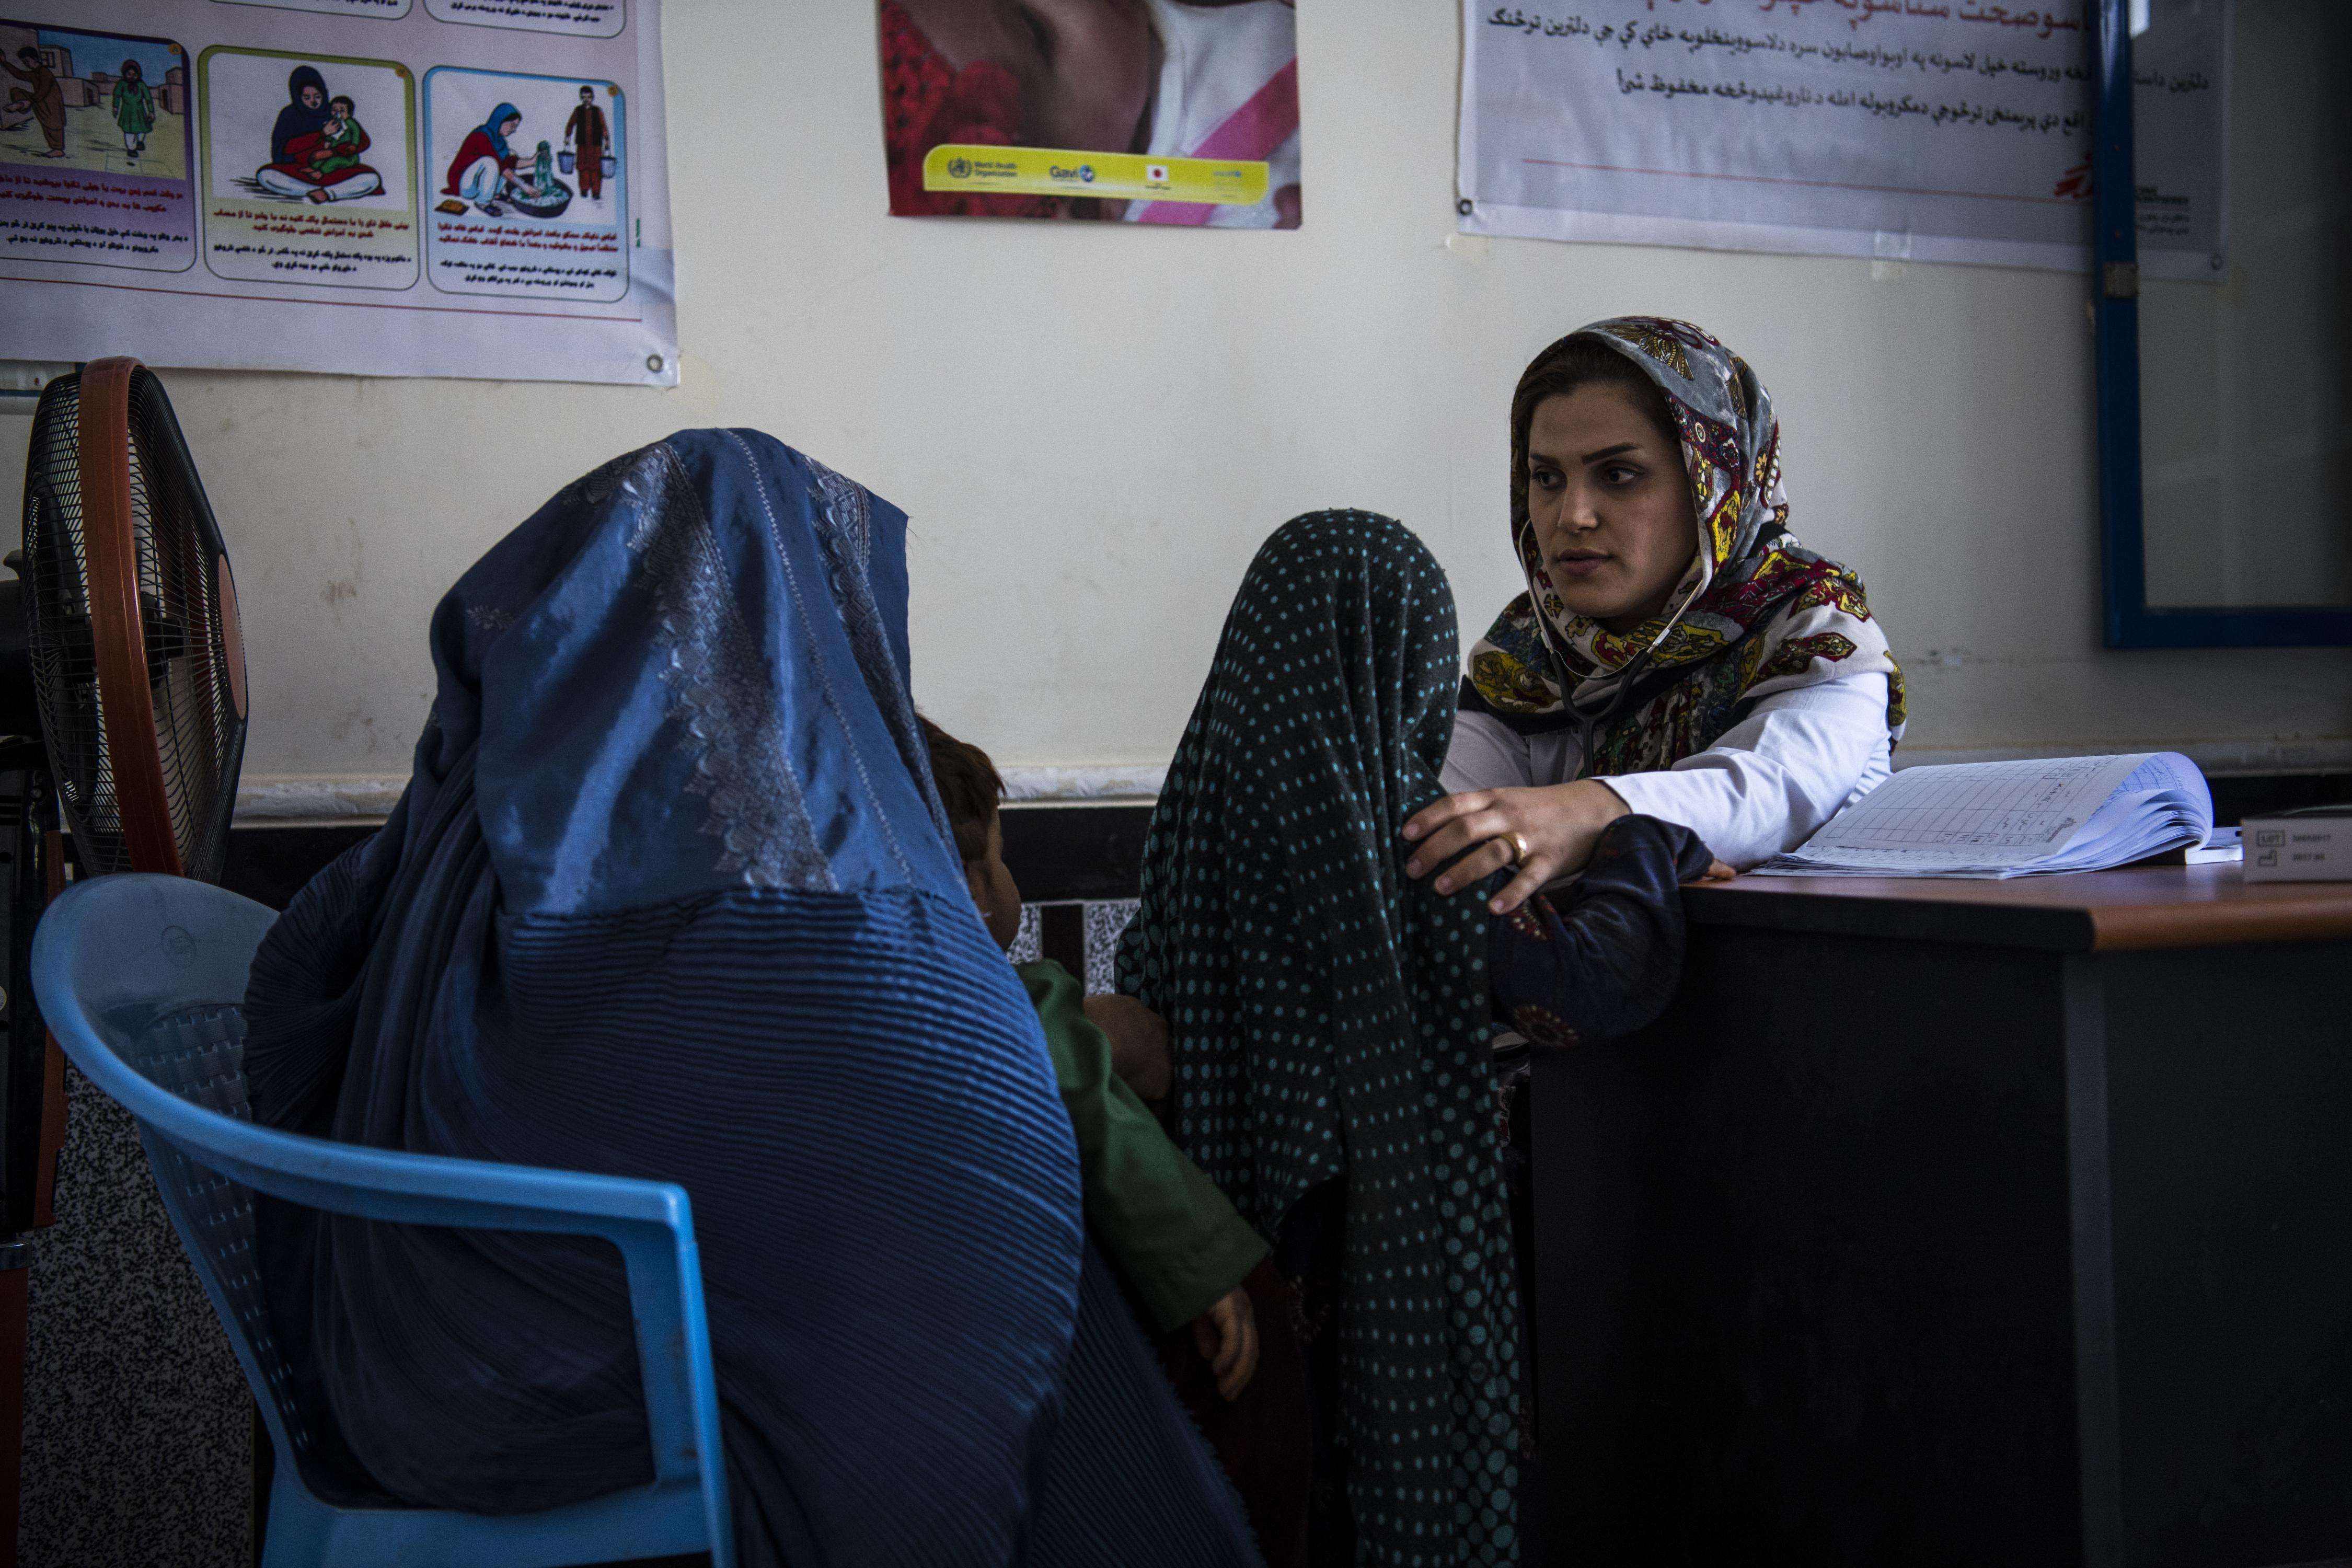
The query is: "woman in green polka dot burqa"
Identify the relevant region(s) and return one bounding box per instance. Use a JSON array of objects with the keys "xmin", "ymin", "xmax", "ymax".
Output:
[{"xmin": 1117, "ymin": 512, "xmax": 1722, "ymax": 1564}]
